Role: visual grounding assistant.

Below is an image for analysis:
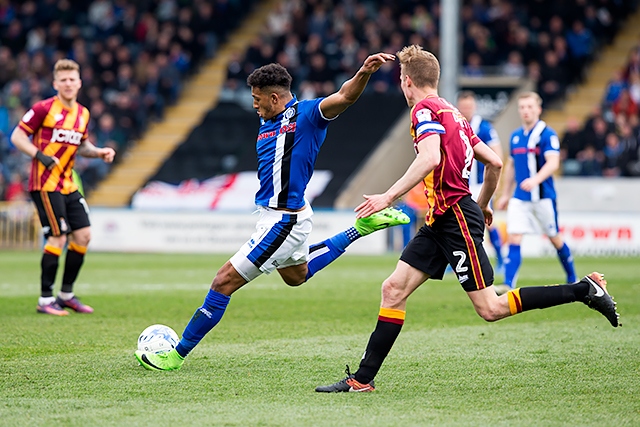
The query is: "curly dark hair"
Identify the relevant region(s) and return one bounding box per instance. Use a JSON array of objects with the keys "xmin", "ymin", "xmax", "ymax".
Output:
[{"xmin": 246, "ymin": 63, "xmax": 292, "ymax": 91}]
